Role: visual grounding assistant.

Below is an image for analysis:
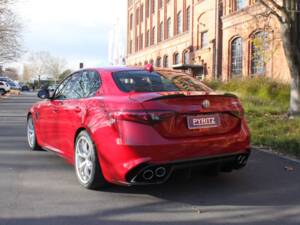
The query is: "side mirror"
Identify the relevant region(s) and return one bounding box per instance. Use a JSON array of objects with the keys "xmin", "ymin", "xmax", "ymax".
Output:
[{"xmin": 37, "ymin": 89, "xmax": 50, "ymax": 99}]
